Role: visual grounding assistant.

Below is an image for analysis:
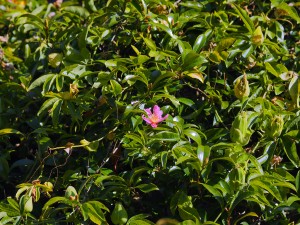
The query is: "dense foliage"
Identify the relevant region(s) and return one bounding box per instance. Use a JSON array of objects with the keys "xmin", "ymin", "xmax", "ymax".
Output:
[{"xmin": 1, "ymin": 0, "xmax": 300, "ymax": 224}]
